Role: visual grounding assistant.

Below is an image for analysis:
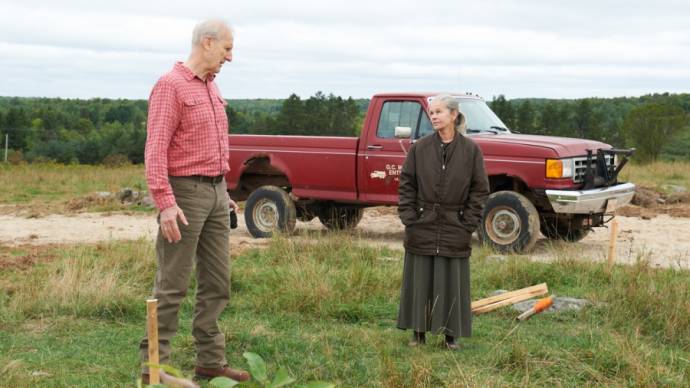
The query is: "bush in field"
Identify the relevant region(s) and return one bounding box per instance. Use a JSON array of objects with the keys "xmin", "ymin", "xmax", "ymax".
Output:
[
  {"xmin": 103, "ymin": 153, "xmax": 130, "ymax": 168},
  {"xmin": 7, "ymin": 149, "xmax": 25, "ymax": 165},
  {"xmin": 623, "ymin": 103, "xmax": 689, "ymax": 163}
]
